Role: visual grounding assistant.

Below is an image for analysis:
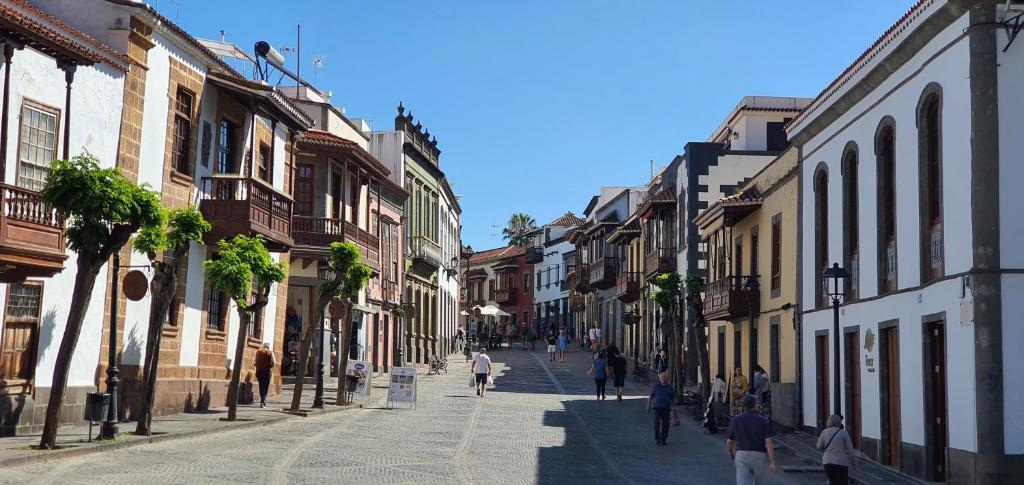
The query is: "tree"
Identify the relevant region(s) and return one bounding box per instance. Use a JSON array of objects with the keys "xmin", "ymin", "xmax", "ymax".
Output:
[
  {"xmin": 39, "ymin": 154, "xmax": 163, "ymax": 449},
  {"xmin": 683, "ymin": 275, "xmax": 711, "ymax": 405},
  {"xmin": 501, "ymin": 213, "xmax": 537, "ymax": 247},
  {"xmin": 132, "ymin": 207, "xmax": 210, "ymax": 435},
  {"xmin": 203, "ymin": 235, "xmax": 286, "ymax": 421},
  {"xmin": 289, "ymin": 242, "xmax": 371, "ymax": 411},
  {"xmin": 651, "ymin": 272, "xmax": 686, "ymax": 400}
]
